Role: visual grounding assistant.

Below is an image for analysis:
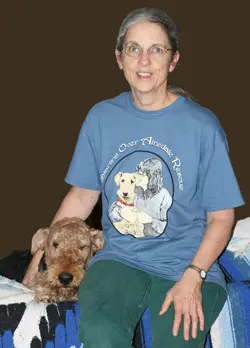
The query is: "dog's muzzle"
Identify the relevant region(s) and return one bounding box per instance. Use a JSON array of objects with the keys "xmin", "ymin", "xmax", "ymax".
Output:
[{"xmin": 58, "ymin": 272, "xmax": 73, "ymax": 286}]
